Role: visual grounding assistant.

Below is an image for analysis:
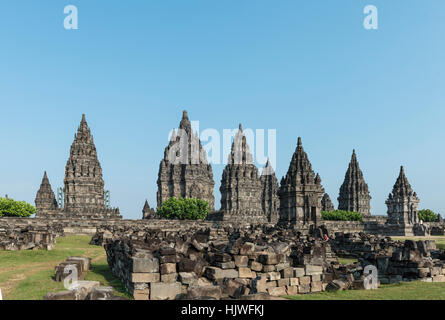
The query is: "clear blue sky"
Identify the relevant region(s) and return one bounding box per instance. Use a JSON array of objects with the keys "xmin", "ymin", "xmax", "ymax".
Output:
[{"xmin": 0, "ymin": 1, "xmax": 444, "ymax": 219}]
